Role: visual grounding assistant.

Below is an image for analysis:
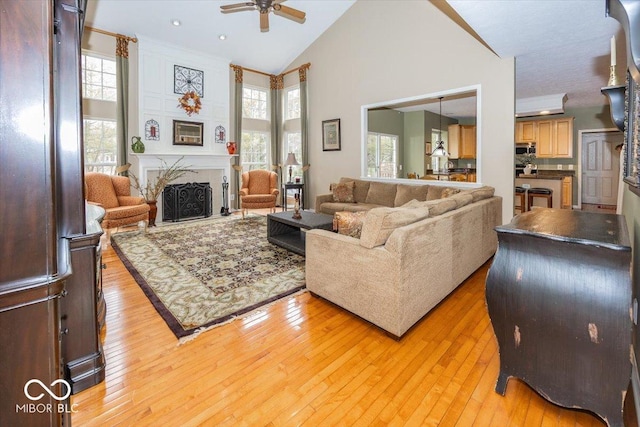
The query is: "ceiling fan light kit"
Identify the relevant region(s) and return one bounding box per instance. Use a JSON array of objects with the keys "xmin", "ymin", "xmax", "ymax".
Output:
[{"xmin": 221, "ymin": 0, "xmax": 306, "ymax": 32}]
